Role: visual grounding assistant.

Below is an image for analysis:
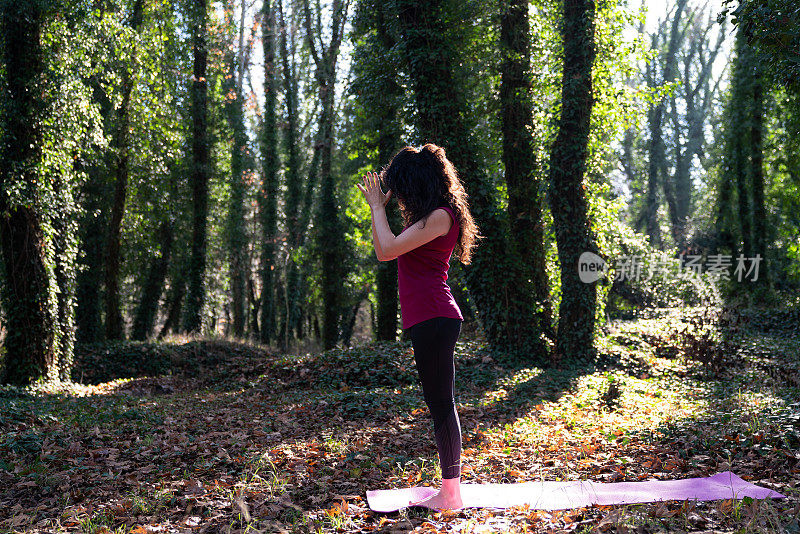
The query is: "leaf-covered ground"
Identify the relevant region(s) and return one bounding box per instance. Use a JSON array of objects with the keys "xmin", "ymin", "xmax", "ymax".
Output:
[{"xmin": 1, "ymin": 307, "xmax": 799, "ymax": 533}]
